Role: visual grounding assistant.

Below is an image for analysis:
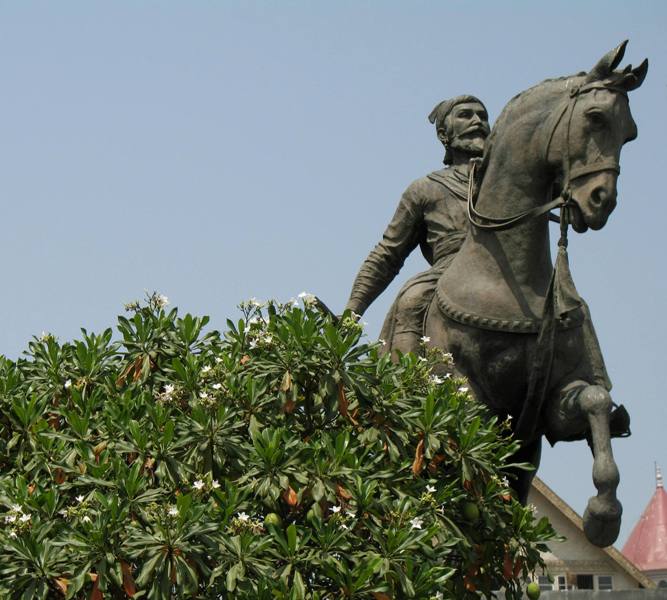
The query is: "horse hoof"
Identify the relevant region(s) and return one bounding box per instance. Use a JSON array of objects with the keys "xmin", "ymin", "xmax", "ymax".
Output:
[{"xmin": 583, "ymin": 497, "xmax": 622, "ymax": 547}]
